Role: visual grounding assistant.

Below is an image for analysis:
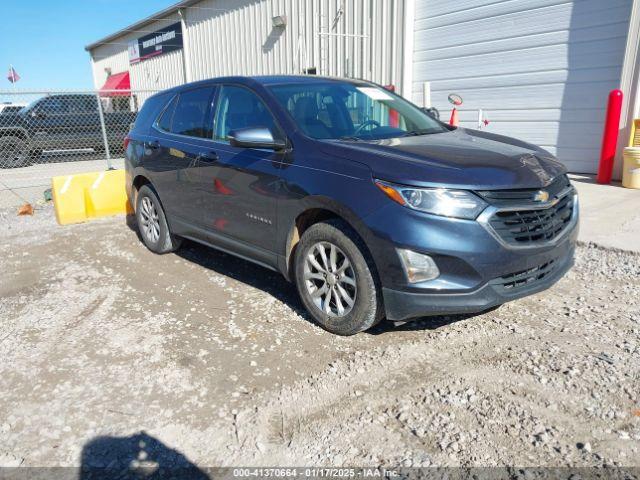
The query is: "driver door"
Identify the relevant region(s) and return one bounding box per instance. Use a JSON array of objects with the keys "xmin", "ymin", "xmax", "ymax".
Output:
[{"xmin": 197, "ymin": 84, "xmax": 285, "ymax": 254}]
